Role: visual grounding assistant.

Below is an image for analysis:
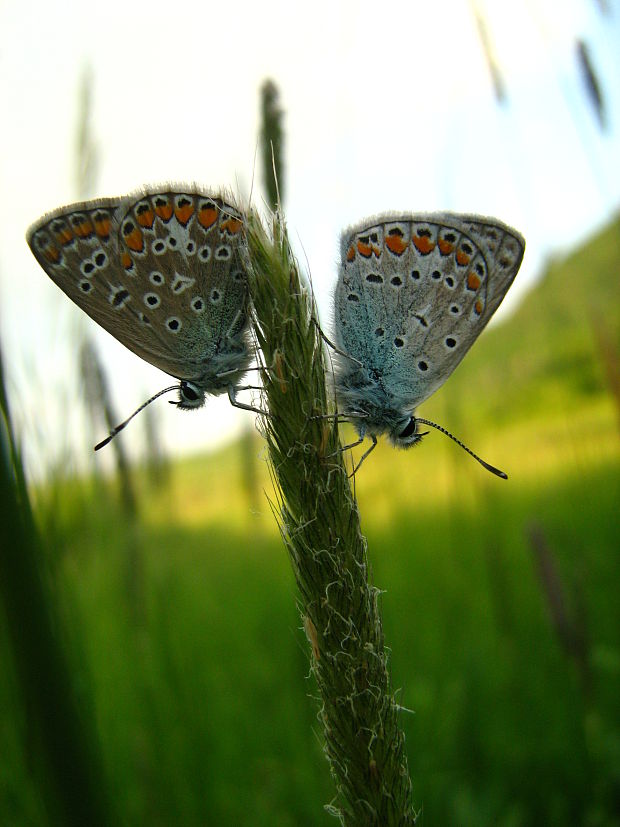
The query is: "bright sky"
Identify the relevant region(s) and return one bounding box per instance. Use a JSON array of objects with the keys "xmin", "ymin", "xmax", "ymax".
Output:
[{"xmin": 1, "ymin": 0, "xmax": 619, "ymax": 477}]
